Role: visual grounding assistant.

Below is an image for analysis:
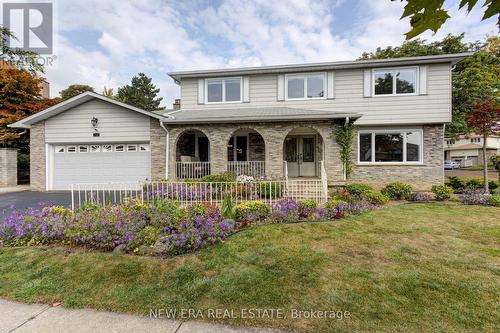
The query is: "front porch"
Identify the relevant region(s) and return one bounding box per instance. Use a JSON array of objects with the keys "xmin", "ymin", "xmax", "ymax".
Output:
[{"xmin": 170, "ymin": 125, "xmax": 330, "ymax": 181}]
